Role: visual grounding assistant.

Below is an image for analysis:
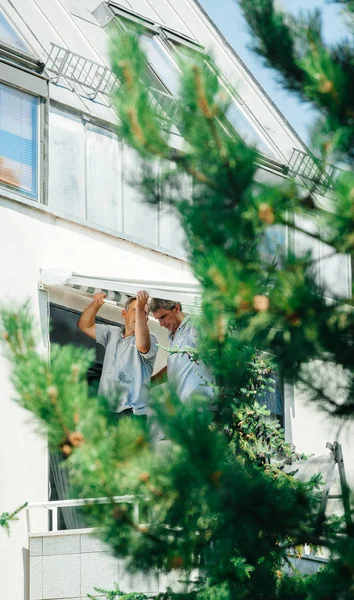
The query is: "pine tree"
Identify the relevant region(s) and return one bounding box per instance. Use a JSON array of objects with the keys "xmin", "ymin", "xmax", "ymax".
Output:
[{"xmin": 1, "ymin": 1, "xmax": 354, "ymax": 598}]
